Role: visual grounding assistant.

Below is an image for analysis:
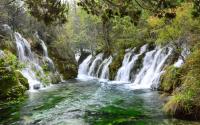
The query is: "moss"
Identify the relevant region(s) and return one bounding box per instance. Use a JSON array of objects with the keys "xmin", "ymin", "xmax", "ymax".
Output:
[
  {"xmin": 109, "ymin": 50, "xmax": 125, "ymax": 80},
  {"xmin": 163, "ymin": 48, "xmax": 200, "ymax": 120},
  {"xmin": 15, "ymin": 70, "xmax": 29, "ymax": 90},
  {"xmin": 57, "ymin": 62, "xmax": 77, "ymax": 80},
  {"xmin": 0, "ymin": 68, "xmax": 28, "ymax": 102},
  {"xmin": 159, "ymin": 66, "xmax": 182, "ymax": 93},
  {"xmin": 0, "ymin": 51, "xmax": 28, "ymax": 102}
]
